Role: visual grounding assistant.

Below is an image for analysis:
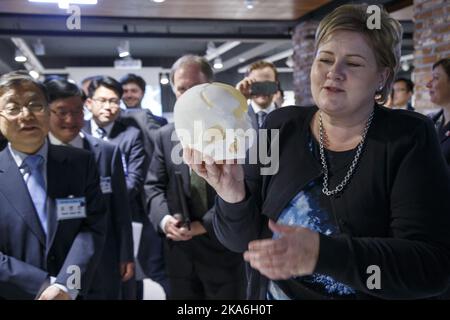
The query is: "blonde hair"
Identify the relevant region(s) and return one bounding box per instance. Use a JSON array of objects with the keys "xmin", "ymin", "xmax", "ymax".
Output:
[{"xmin": 315, "ymin": 4, "xmax": 403, "ymax": 104}]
